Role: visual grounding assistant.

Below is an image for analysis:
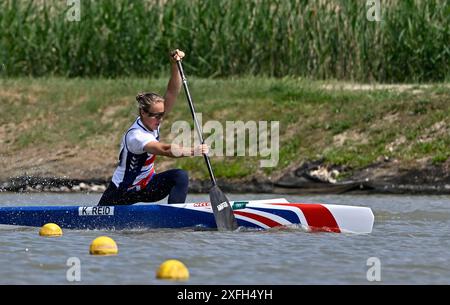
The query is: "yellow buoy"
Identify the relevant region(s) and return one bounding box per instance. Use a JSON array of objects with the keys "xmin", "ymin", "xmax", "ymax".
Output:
[
  {"xmin": 39, "ymin": 223, "xmax": 63, "ymax": 237},
  {"xmin": 156, "ymin": 259, "xmax": 189, "ymax": 280},
  {"xmin": 89, "ymin": 236, "xmax": 118, "ymax": 255}
]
